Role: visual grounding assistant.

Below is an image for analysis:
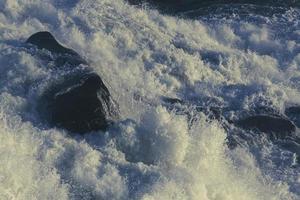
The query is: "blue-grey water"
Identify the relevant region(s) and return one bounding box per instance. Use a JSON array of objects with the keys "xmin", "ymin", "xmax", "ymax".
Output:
[{"xmin": 0, "ymin": 0, "xmax": 300, "ymax": 199}]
